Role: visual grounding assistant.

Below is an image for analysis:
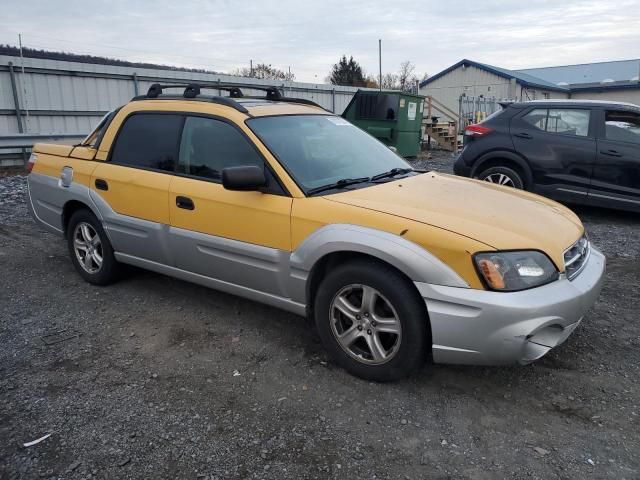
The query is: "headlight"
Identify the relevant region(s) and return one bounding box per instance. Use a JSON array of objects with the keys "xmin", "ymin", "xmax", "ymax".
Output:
[{"xmin": 474, "ymin": 251, "xmax": 559, "ymax": 291}]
